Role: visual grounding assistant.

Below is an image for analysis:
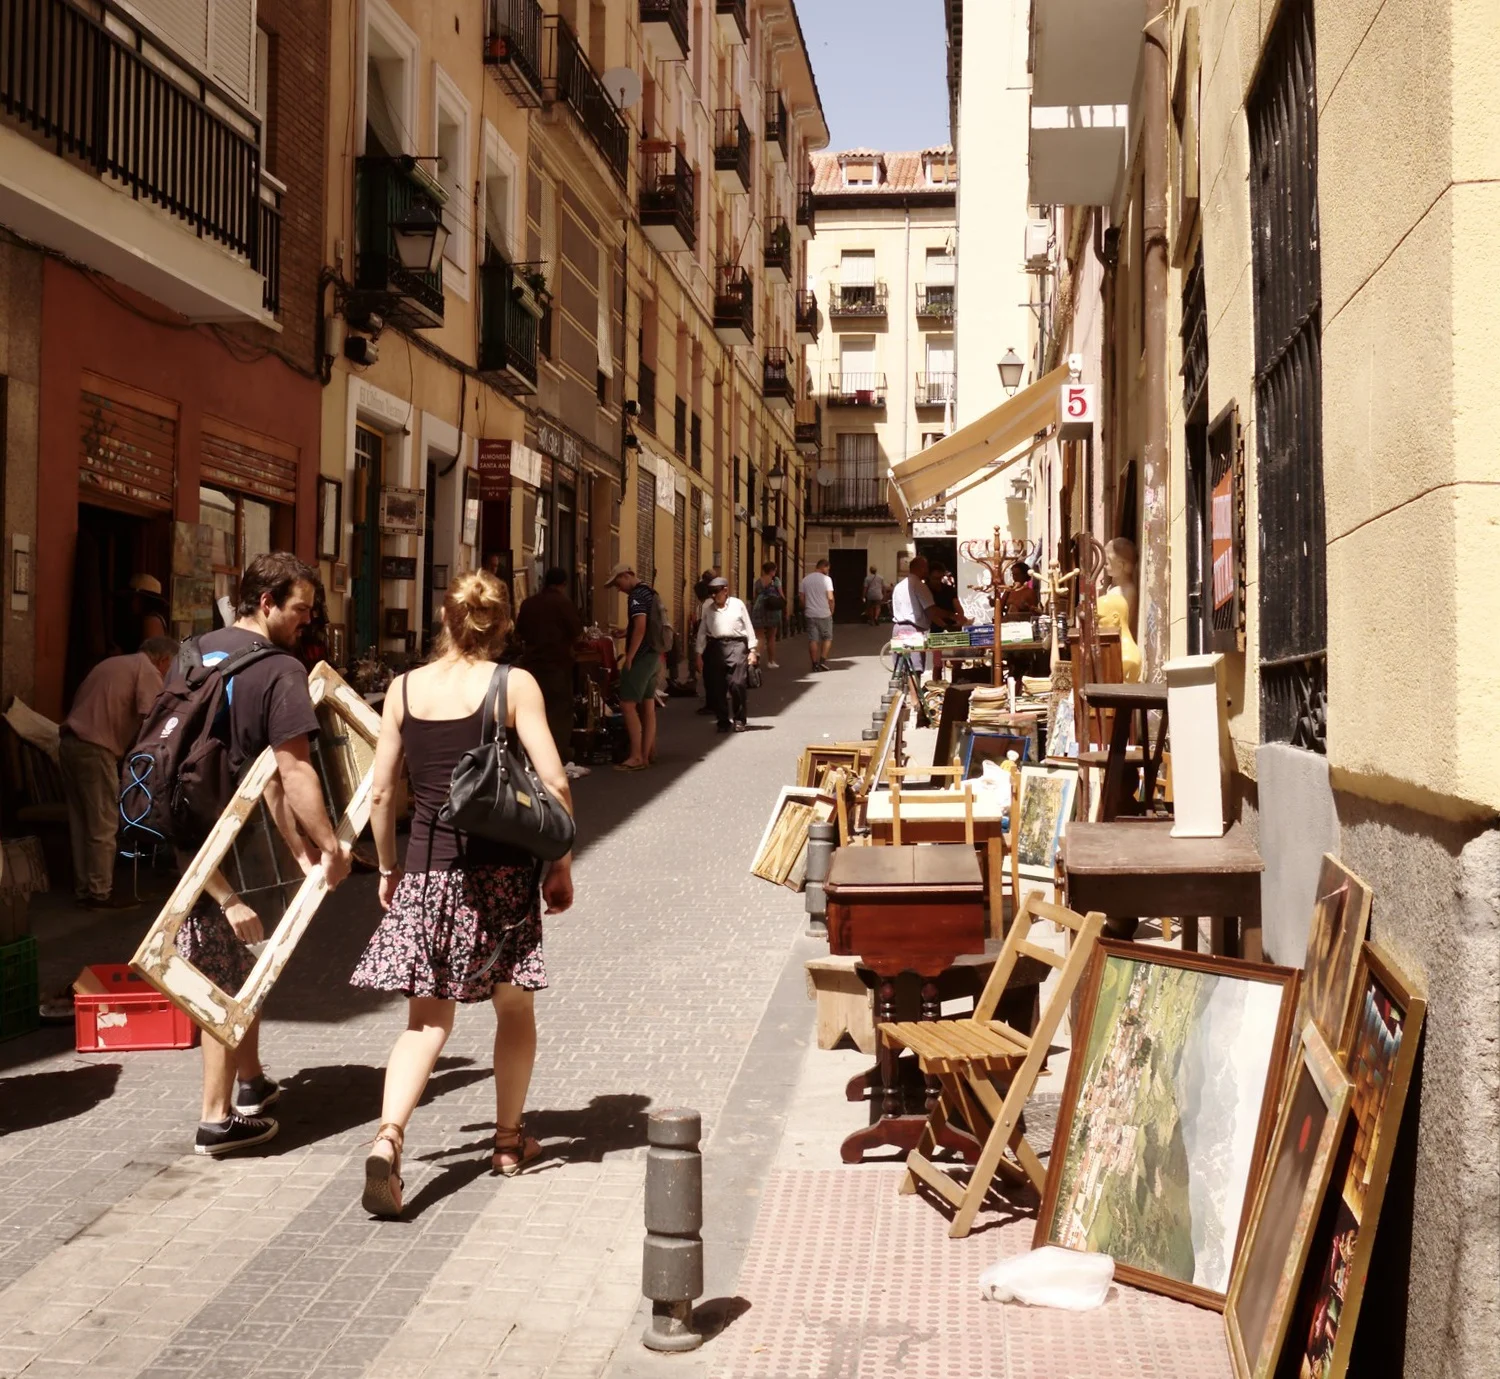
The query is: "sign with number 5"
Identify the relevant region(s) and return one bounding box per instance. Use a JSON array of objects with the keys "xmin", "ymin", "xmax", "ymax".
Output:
[{"xmin": 1059, "ymin": 383, "xmax": 1097, "ymax": 439}]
